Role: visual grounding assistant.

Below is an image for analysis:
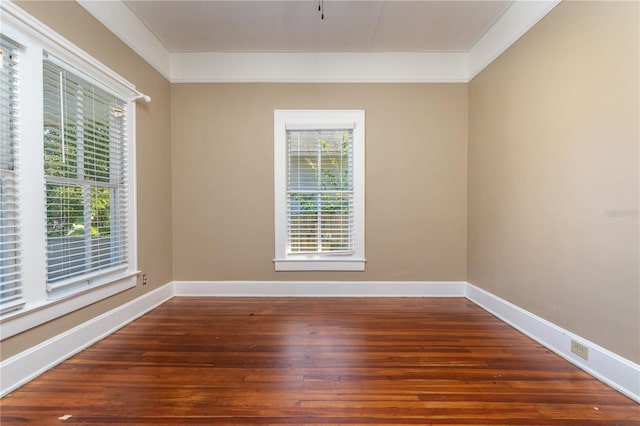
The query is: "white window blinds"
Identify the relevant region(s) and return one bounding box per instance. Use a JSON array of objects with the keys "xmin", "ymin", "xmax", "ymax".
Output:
[
  {"xmin": 0, "ymin": 37, "xmax": 24, "ymax": 314},
  {"xmin": 287, "ymin": 128, "xmax": 354, "ymax": 254},
  {"xmin": 43, "ymin": 55, "xmax": 128, "ymax": 297}
]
